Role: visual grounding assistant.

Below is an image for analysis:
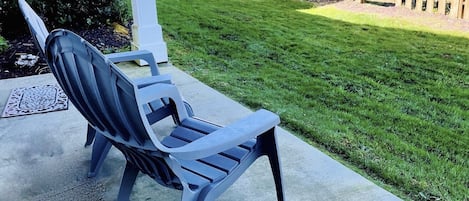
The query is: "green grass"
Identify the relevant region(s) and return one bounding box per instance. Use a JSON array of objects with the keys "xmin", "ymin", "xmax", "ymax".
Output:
[
  {"xmin": 156, "ymin": 0, "xmax": 469, "ymax": 200},
  {"xmin": 0, "ymin": 35, "xmax": 8, "ymax": 53}
]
